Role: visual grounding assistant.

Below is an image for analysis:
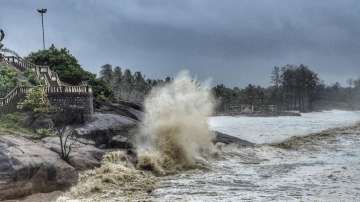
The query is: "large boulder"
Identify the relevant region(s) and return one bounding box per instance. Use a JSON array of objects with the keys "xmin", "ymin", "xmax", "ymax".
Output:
[
  {"xmin": 0, "ymin": 135, "xmax": 78, "ymax": 200},
  {"xmin": 74, "ymin": 113, "xmax": 138, "ymax": 149},
  {"xmin": 41, "ymin": 137, "xmax": 105, "ymax": 171},
  {"xmin": 213, "ymin": 131, "xmax": 255, "ymax": 147}
]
